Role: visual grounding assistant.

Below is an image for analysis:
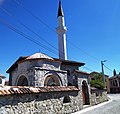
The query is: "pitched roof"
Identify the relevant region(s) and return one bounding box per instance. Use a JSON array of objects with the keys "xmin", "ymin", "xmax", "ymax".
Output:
[
  {"xmin": 74, "ymin": 70, "xmax": 90, "ymax": 75},
  {"xmin": 109, "ymin": 75, "xmax": 120, "ymax": 79},
  {"xmin": 7, "ymin": 52, "xmax": 85, "ymax": 73},
  {"xmin": 6, "ymin": 56, "xmax": 28, "ymax": 73},
  {"xmin": 6, "ymin": 53, "xmax": 59, "ymax": 73},
  {"xmin": 0, "ymin": 86, "xmax": 79, "ymax": 96},
  {"xmin": 54, "ymin": 58, "xmax": 85, "ymax": 66}
]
